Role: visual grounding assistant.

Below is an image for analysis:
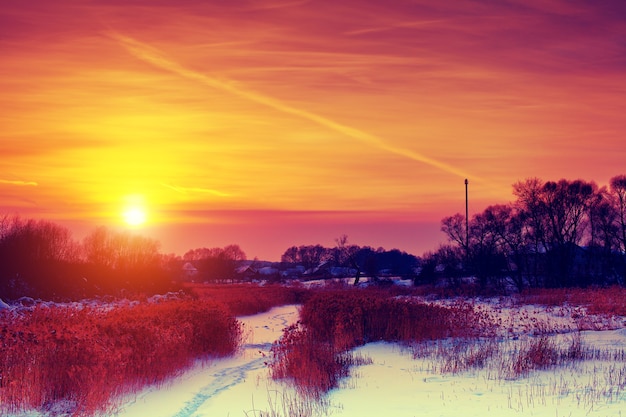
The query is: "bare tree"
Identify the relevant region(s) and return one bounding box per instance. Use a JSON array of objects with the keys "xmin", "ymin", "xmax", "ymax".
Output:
[
  {"xmin": 610, "ymin": 175, "xmax": 626, "ymax": 254},
  {"xmin": 81, "ymin": 227, "xmax": 165, "ymax": 293},
  {"xmin": 441, "ymin": 213, "xmax": 468, "ymax": 253},
  {"xmin": 0, "ymin": 217, "xmax": 82, "ymax": 298},
  {"xmin": 610, "ymin": 175, "xmax": 626, "ymax": 283},
  {"xmin": 279, "ymin": 244, "xmax": 331, "ymax": 271},
  {"xmin": 281, "ymin": 246, "xmax": 299, "ymax": 264},
  {"xmin": 183, "ymin": 244, "xmax": 246, "ymax": 282},
  {"xmin": 334, "ymin": 234, "xmax": 363, "ymax": 285}
]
